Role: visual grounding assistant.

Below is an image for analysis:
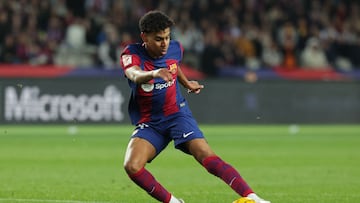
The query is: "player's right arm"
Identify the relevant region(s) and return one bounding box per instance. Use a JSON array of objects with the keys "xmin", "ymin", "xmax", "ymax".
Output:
[
  {"xmin": 121, "ymin": 50, "xmax": 173, "ymax": 84},
  {"xmin": 124, "ymin": 66, "xmax": 173, "ymax": 84}
]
